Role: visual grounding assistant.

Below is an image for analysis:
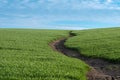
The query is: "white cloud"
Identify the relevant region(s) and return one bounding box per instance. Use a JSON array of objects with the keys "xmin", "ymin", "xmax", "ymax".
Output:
[
  {"xmin": 1, "ymin": 0, "xmax": 120, "ymax": 10},
  {"xmin": 22, "ymin": 0, "xmax": 30, "ymax": 3},
  {"xmin": 0, "ymin": 0, "xmax": 8, "ymax": 7},
  {"xmin": 67, "ymin": 0, "xmax": 120, "ymax": 10},
  {"xmin": 48, "ymin": 26, "xmax": 89, "ymax": 30},
  {"xmin": 107, "ymin": 0, "xmax": 112, "ymax": 3},
  {"xmin": 36, "ymin": 0, "xmax": 120, "ymax": 10},
  {"xmin": 0, "ymin": 0, "xmax": 8, "ymax": 3}
]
